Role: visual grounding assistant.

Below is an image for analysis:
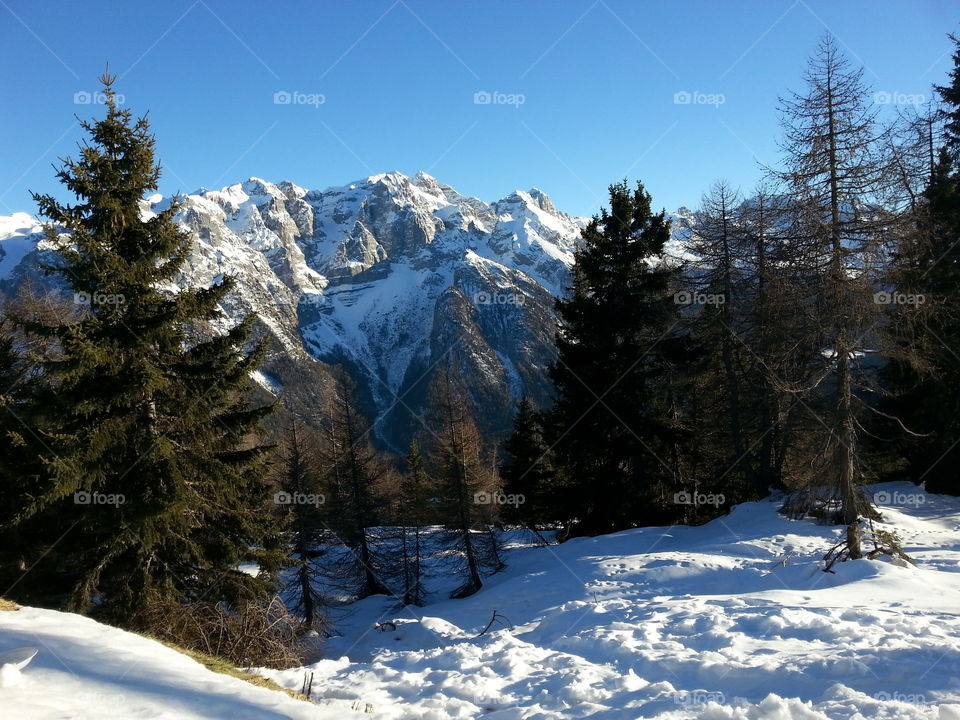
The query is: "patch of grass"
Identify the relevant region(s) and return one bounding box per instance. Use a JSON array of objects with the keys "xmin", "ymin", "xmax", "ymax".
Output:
[
  {"xmin": 0, "ymin": 598, "xmax": 20, "ymax": 611},
  {"xmin": 154, "ymin": 639, "xmax": 310, "ymax": 703}
]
